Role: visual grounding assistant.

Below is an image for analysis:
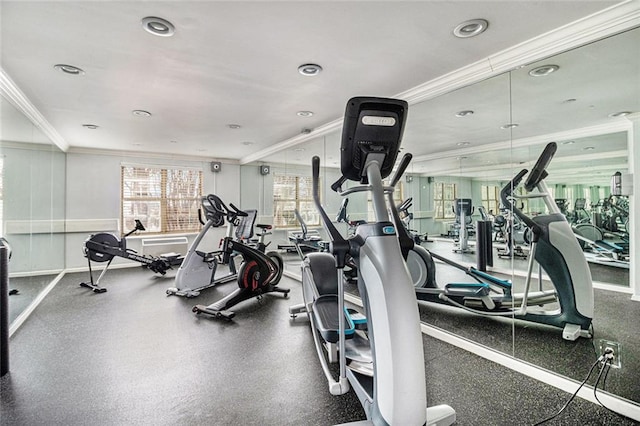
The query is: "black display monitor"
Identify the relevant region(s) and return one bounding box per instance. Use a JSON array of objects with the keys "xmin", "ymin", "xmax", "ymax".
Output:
[{"xmin": 340, "ymin": 97, "xmax": 408, "ymax": 182}]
